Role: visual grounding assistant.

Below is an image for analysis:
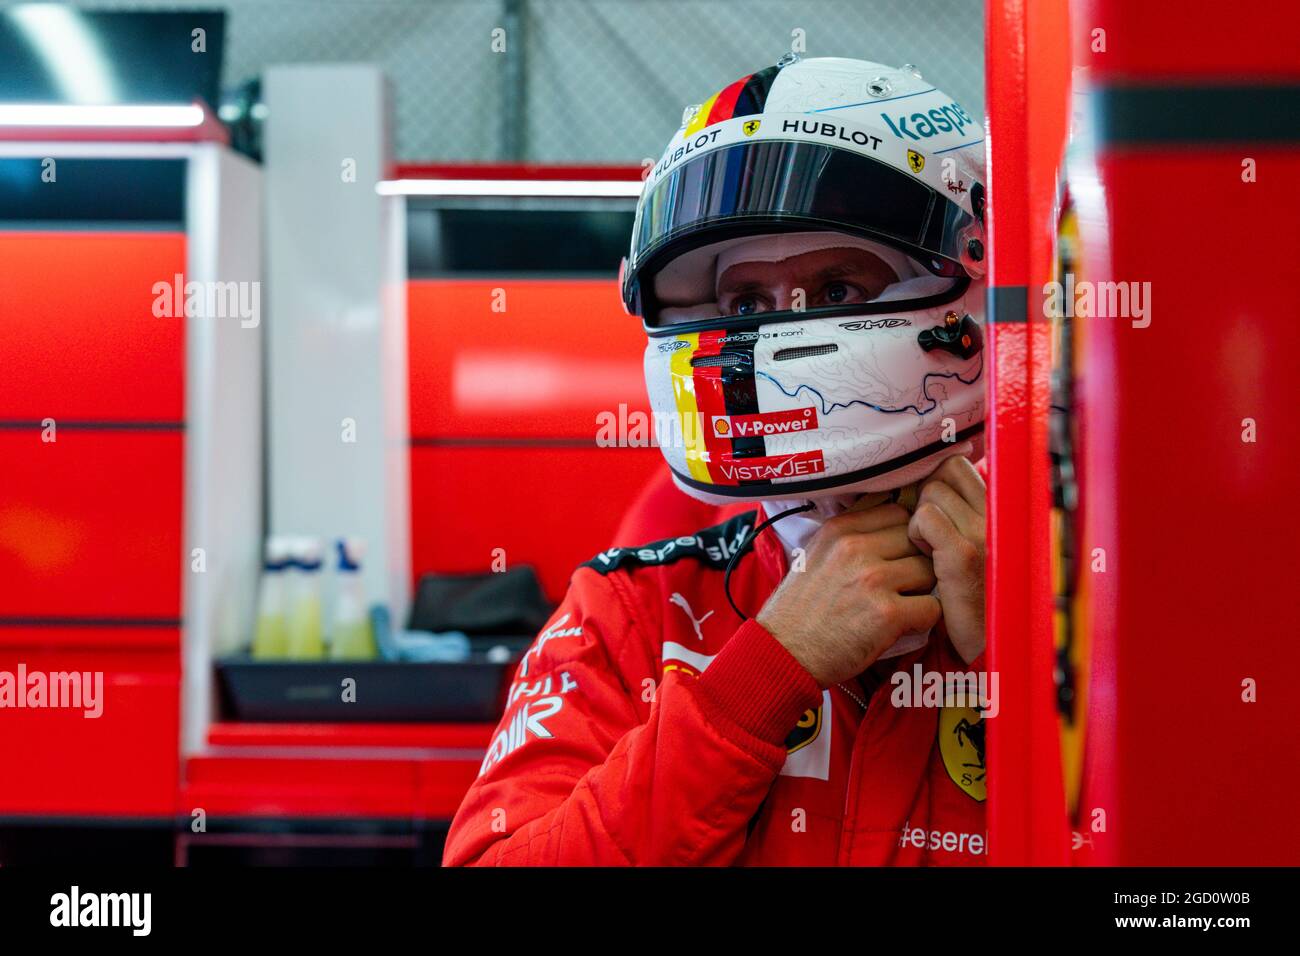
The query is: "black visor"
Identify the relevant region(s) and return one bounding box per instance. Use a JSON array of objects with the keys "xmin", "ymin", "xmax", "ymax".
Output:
[{"xmin": 623, "ymin": 139, "xmax": 978, "ymax": 318}]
